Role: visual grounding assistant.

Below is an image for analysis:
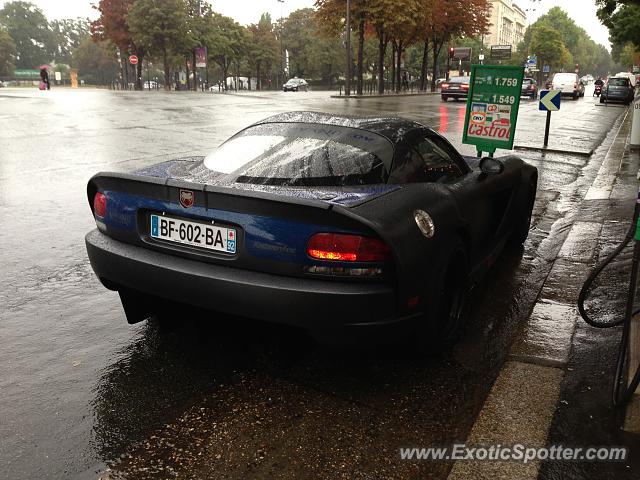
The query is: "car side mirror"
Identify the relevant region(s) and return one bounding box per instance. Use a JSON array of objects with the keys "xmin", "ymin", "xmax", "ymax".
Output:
[{"xmin": 479, "ymin": 157, "xmax": 505, "ymax": 175}]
